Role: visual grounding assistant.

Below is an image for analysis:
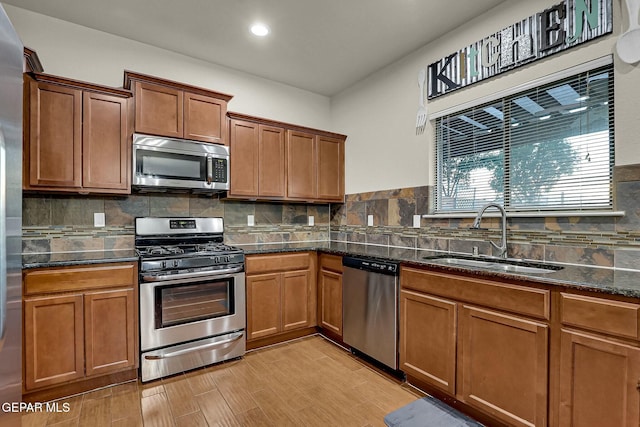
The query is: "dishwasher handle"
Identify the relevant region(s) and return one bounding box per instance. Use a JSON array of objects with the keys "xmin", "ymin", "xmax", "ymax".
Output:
[{"xmin": 342, "ymin": 256, "xmax": 399, "ymax": 276}]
